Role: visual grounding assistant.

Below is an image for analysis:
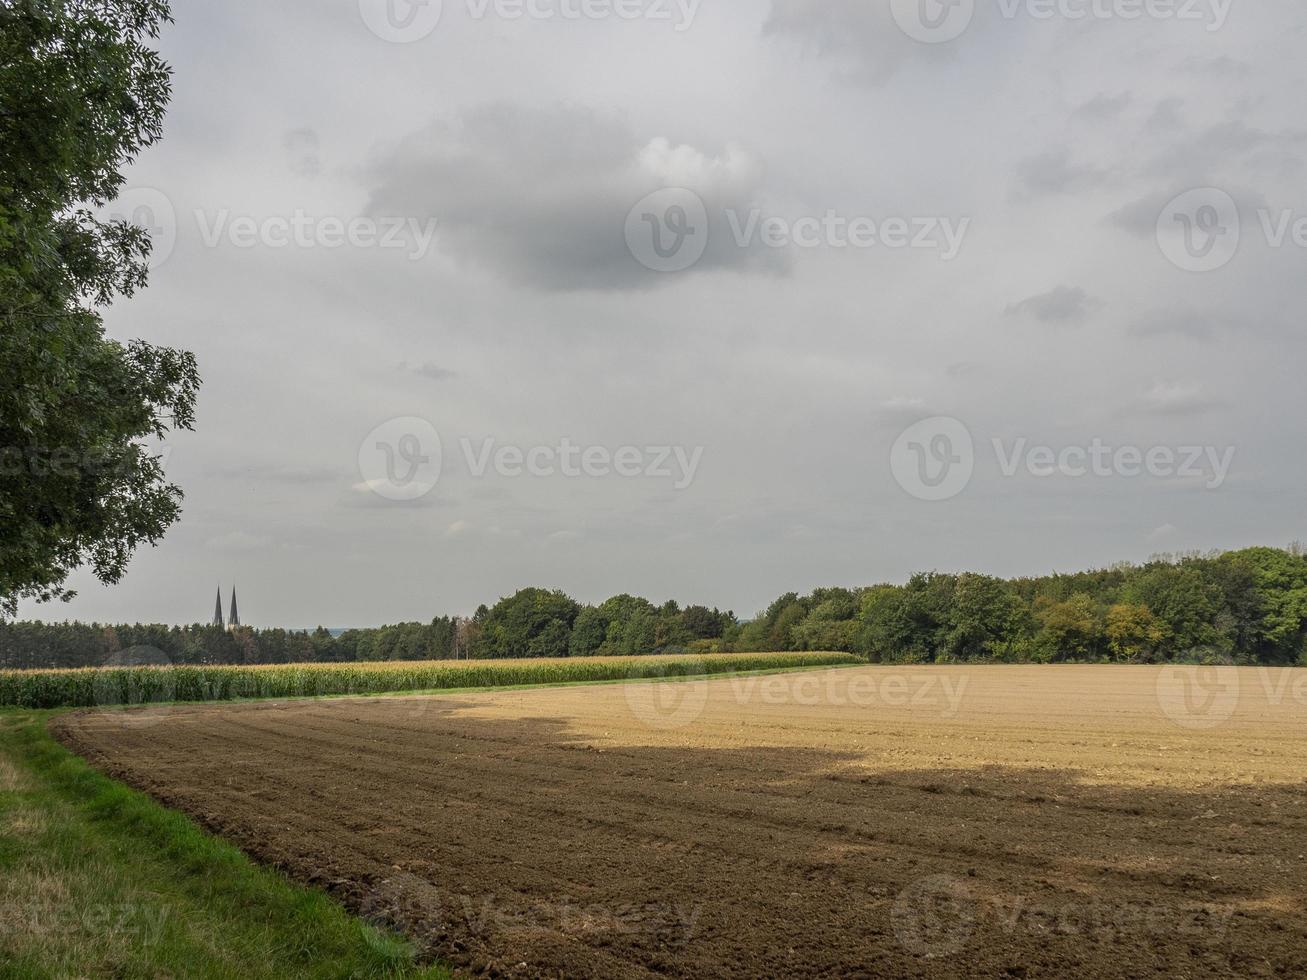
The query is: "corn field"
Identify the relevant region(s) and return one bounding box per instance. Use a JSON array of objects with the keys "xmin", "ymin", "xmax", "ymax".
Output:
[{"xmin": 0, "ymin": 652, "xmax": 863, "ymax": 710}]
